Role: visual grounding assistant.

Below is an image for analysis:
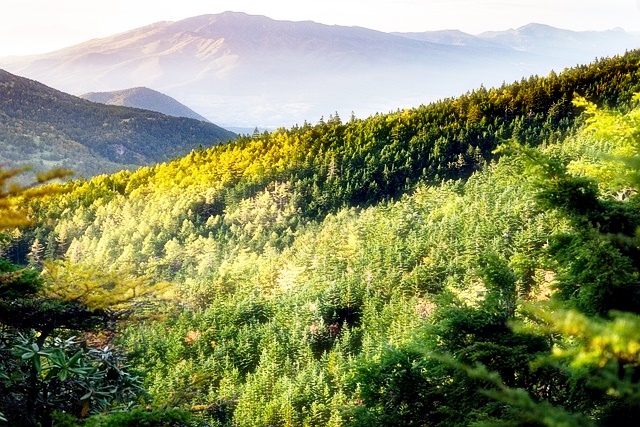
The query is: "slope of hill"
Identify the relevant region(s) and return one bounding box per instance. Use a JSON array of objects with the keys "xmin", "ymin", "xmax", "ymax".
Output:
[
  {"xmin": 2, "ymin": 12, "xmax": 637, "ymax": 128},
  {"xmin": 81, "ymin": 87, "xmax": 211, "ymax": 122},
  {"xmin": 0, "ymin": 69, "xmax": 236, "ymax": 179},
  {"xmin": 3, "ymin": 50, "xmax": 640, "ymax": 426}
]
